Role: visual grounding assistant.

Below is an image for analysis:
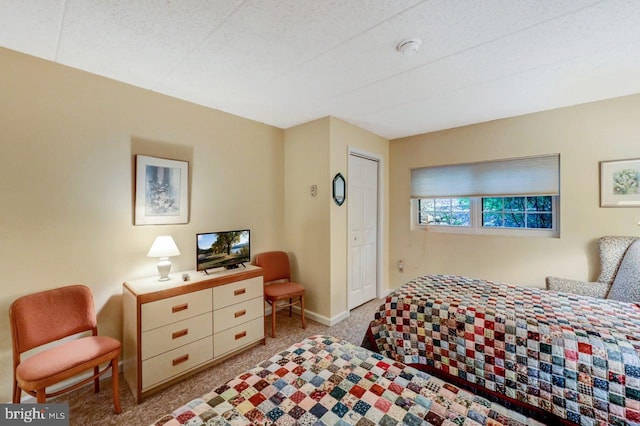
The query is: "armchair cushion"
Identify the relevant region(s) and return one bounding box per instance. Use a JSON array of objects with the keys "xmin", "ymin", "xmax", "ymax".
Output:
[
  {"xmin": 606, "ymin": 239, "xmax": 640, "ymax": 304},
  {"xmin": 545, "ymin": 277, "xmax": 609, "ymax": 299}
]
